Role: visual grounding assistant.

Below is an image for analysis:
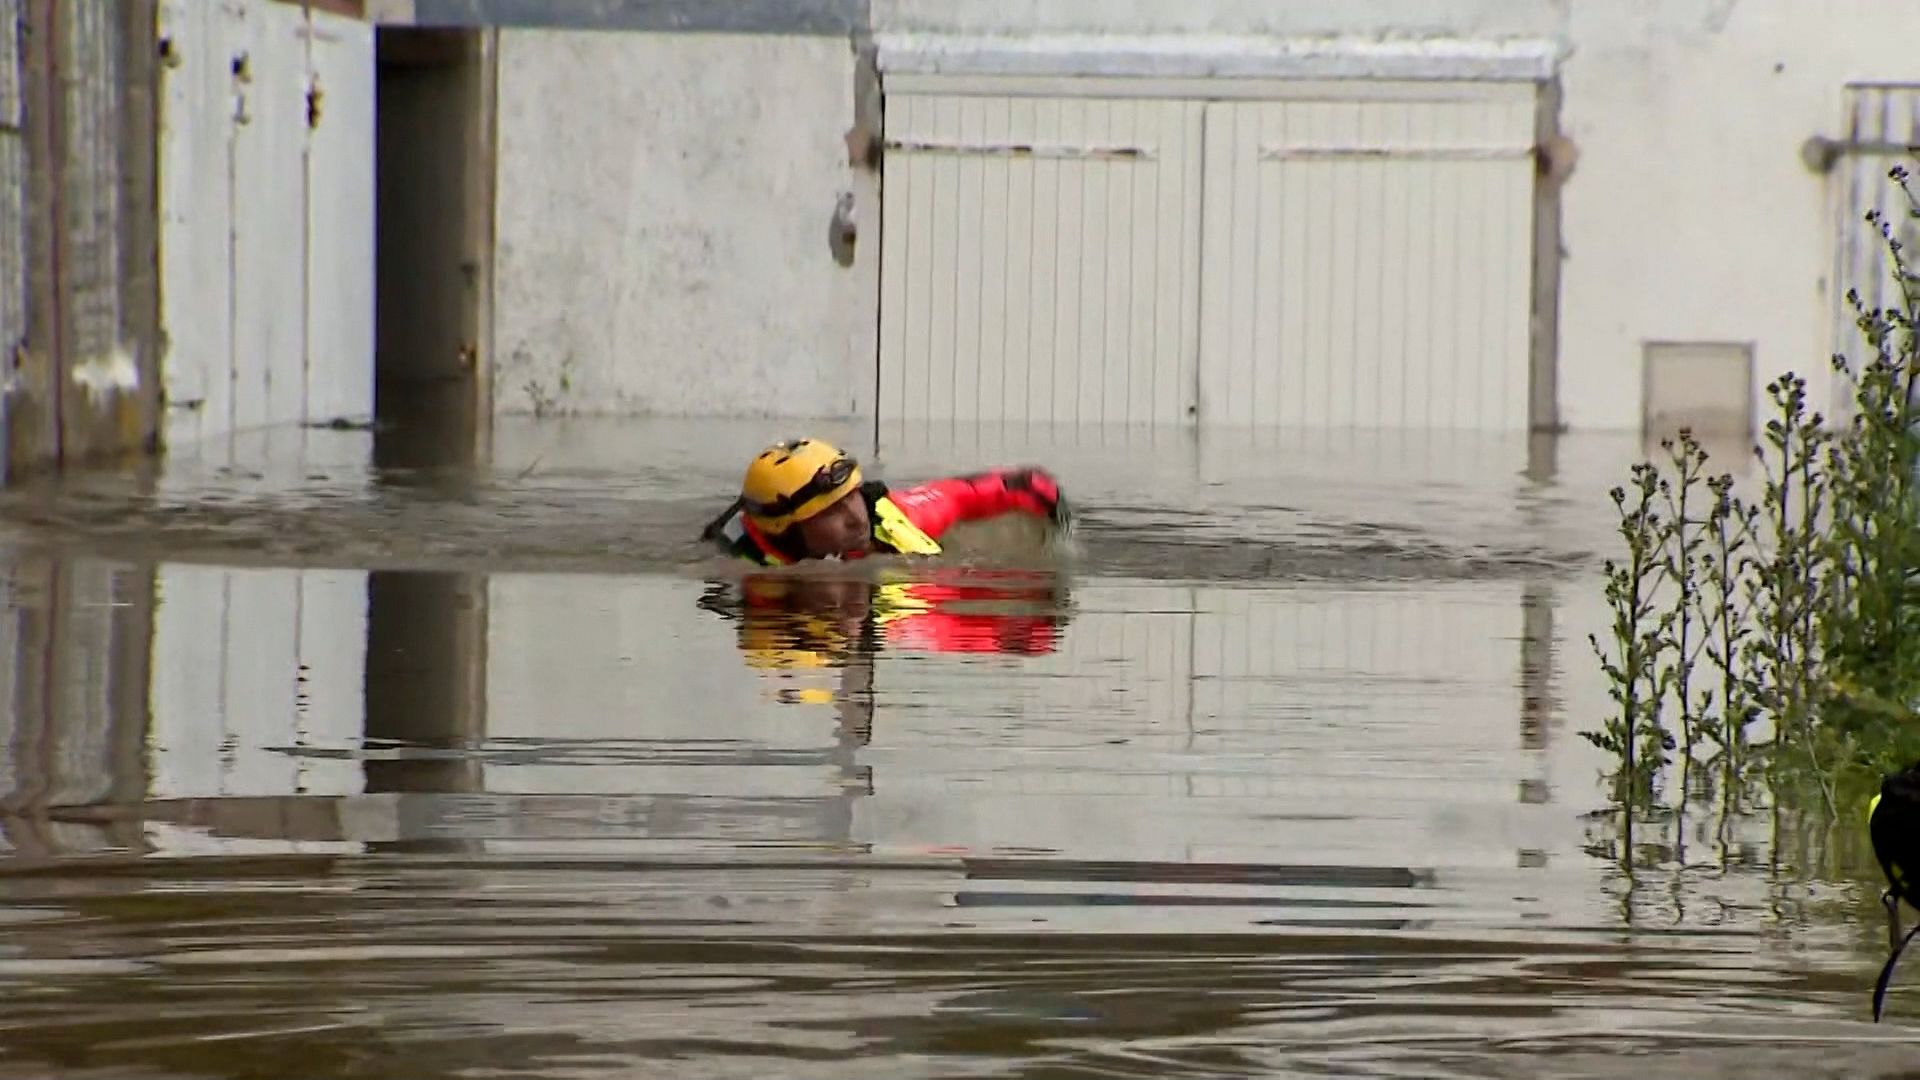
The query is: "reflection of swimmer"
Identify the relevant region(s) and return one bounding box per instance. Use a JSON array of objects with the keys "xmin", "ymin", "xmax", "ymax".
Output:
[
  {"xmin": 700, "ymin": 437, "xmax": 1071, "ymax": 565},
  {"xmin": 696, "ymin": 571, "xmax": 1073, "ymax": 671}
]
